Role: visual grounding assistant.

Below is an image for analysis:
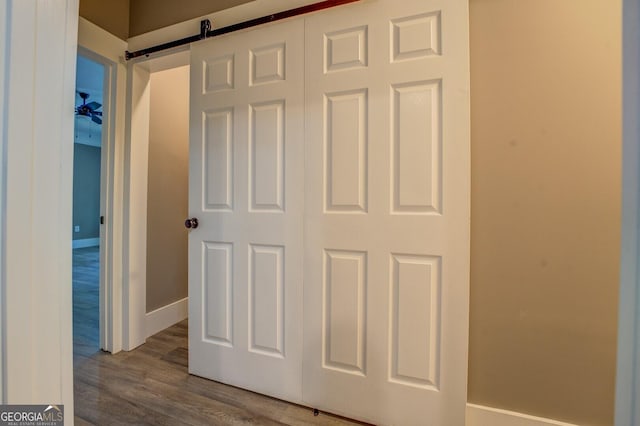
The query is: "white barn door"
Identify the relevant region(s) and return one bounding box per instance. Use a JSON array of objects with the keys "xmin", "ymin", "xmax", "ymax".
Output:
[
  {"xmin": 189, "ymin": 0, "xmax": 469, "ymax": 423},
  {"xmin": 188, "ymin": 19, "xmax": 305, "ymax": 403},
  {"xmin": 302, "ymin": 0, "xmax": 470, "ymax": 425}
]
